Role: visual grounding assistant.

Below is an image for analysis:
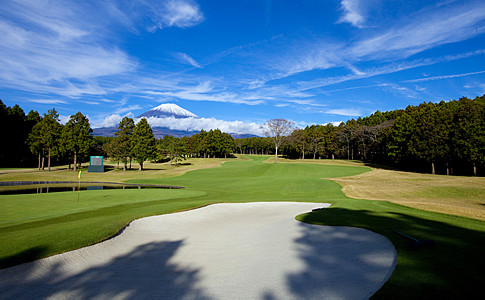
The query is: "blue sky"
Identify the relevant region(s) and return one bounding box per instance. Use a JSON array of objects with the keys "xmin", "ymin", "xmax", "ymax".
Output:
[{"xmin": 1, "ymin": 0, "xmax": 485, "ymax": 135}]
